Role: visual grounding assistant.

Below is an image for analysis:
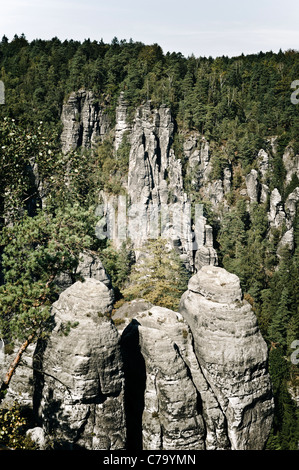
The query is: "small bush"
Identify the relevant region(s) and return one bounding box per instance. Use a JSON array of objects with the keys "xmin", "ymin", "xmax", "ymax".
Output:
[{"xmin": 0, "ymin": 403, "xmax": 36, "ymax": 450}]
